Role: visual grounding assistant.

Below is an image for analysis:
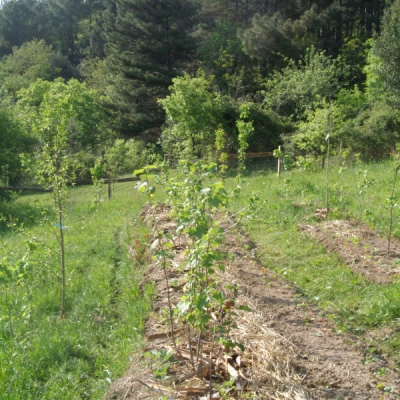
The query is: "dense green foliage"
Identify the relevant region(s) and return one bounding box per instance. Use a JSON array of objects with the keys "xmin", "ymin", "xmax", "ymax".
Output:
[
  {"xmin": 103, "ymin": 0, "xmax": 200, "ymax": 136},
  {"xmin": 0, "ymin": 39, "xmax": 76, "ymax": 96},
  {"xmin": 0, "ymin": 0, "xmax": 398, "ymax": 182},
  {"xmin": 0, "ymin": 109, "xmax": 34, "ymax": 186}
]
